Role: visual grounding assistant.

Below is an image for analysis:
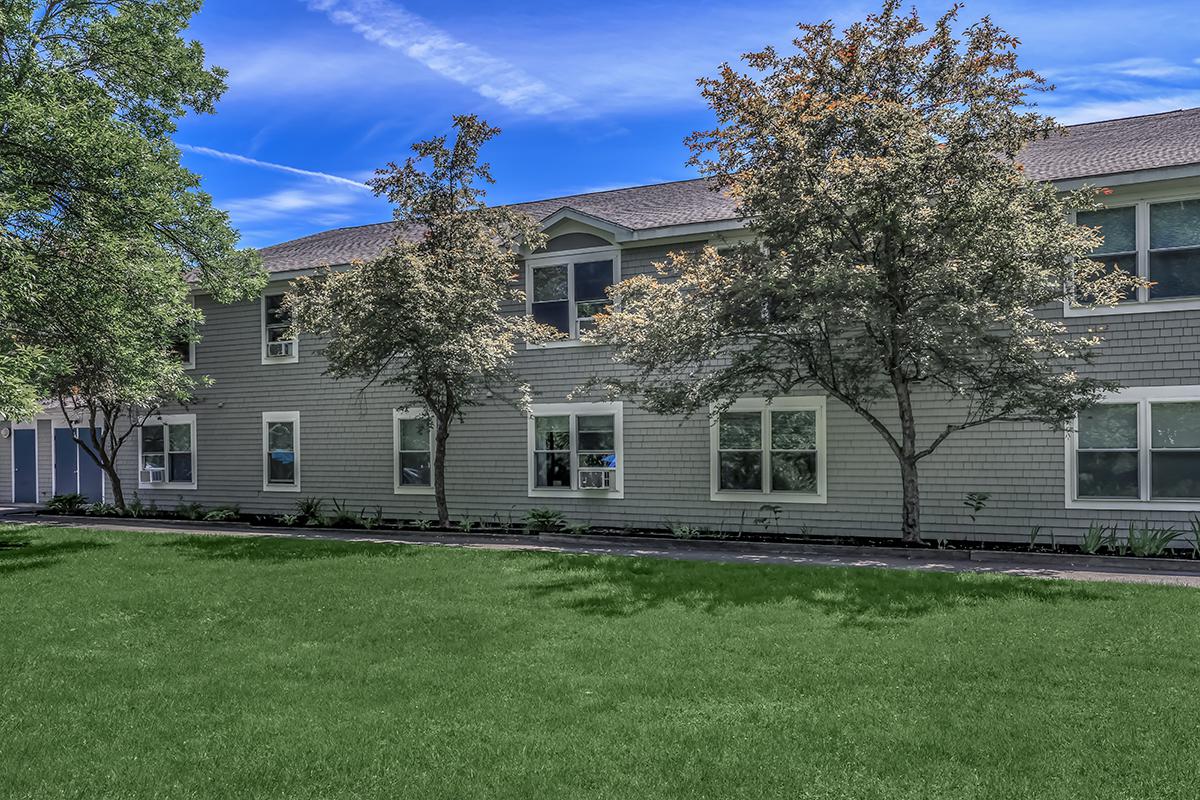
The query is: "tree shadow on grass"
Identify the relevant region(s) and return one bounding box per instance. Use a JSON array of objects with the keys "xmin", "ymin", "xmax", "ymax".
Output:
[
  {"xmin": 516, "ymin": 553, "xmax": 1114, "ymax": 628},
  {"xmin": 0, "ymin": 533, "xmax": 111, "ymax": 576},
  {"xmin": 159, "ymin": 534, "xmax": 421, "ymax": 564}
]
